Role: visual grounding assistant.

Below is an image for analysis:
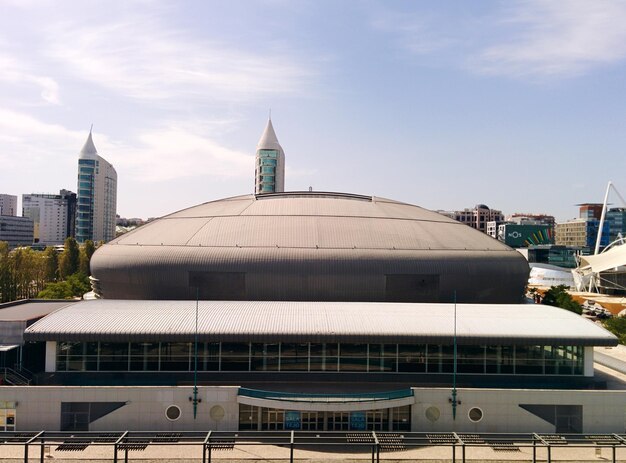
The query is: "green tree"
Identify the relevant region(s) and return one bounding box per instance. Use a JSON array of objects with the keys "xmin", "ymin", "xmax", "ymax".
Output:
[
  {"xmin": 603, "ymin": 318, "xmax": 626, "ymax": 345},
  {"xmin": 0, "ymin": 241, "xmax": 14, "ymax": 303},
  {"xmin": 59, "ymin": 237, "xmax": 80, "ymax": 278},
  {"xmin": 541, "ymin": 285, "xmax": 583, "ymax": 315},
  {"xmin": 43, "ymin": 246, "xmax": 59, "ymax": 282},
  {"xmin": 37, "ymin": 281, "xmax": 73, "ymax": 299},
  {"xmin": 11, "ymin": 247, "xmax": 46, "ymax": 300},
  {"xmin": 79, "ymin": 240, "xmax": 96, "ymax": 276},
  {"xmin": 66, "ymin": 272, "xmax": 91, "ymax": 297}
]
